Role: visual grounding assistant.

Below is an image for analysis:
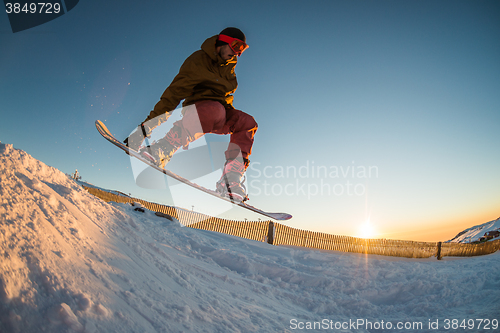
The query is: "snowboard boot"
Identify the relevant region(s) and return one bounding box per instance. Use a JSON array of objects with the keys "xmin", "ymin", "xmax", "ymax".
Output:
[
  {"xmin": 124, "ymin": 123, "xmax": 151, "ymax": 151},
  {"xmin": 216, "ymin": 158, "xmax": 249, "ymax": 202},
  {"xmin": 139, "ymin": 125, "xmax": 182, "ymax": 169}
]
